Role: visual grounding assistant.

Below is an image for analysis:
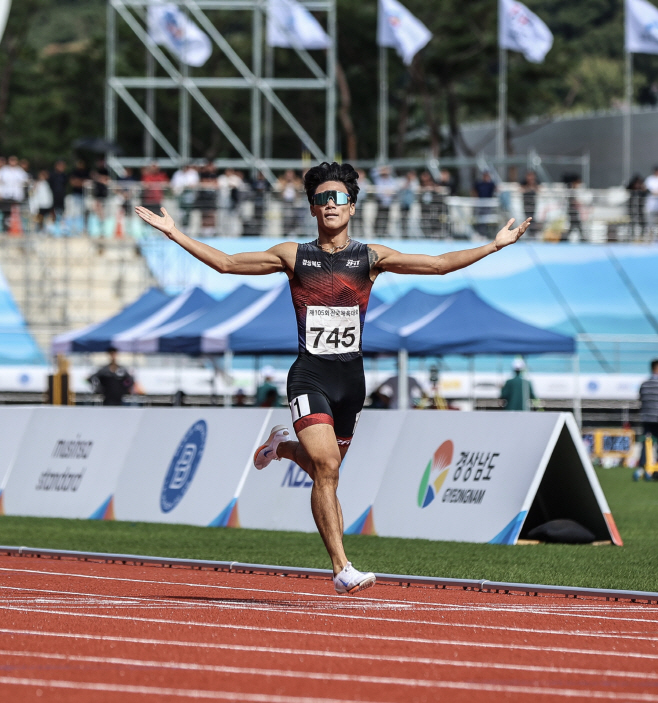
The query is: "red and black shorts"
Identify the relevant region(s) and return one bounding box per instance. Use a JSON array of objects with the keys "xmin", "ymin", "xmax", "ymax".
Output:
[{"xmin": 287, "ymin": 352, "xmax": 365, "ymax": 446}]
